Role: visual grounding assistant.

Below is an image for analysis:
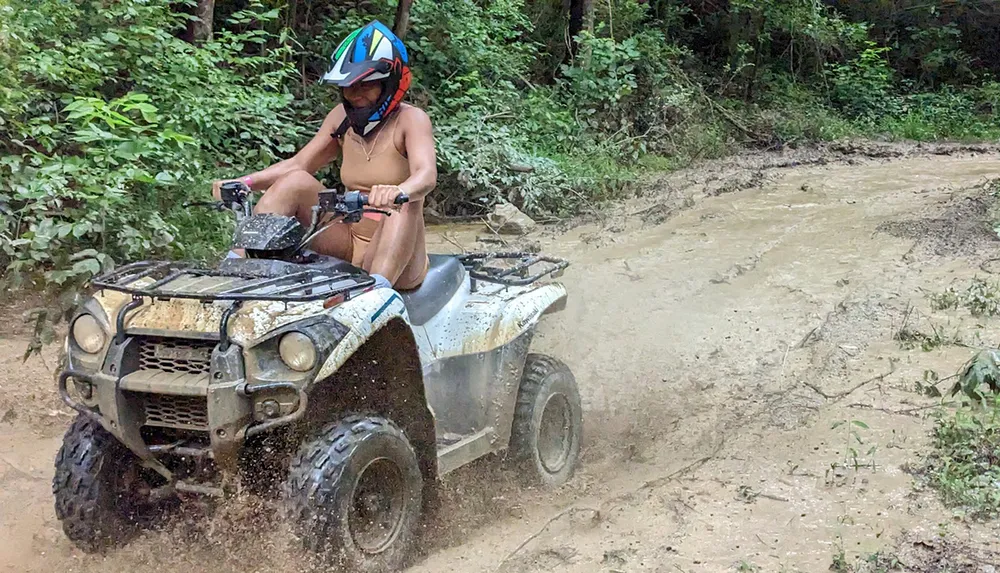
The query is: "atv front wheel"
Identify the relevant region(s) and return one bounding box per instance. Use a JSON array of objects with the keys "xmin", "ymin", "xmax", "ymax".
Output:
[
  {"xmin": 283, "ymin": 415, "xmax": 423, "ymax": 572},
  {"xmin": 53, "ymin": 414, "xmax": 172, "ymax": 553},
  {"xmin": 509, "ymin": 354, "xmax": 583, "ymax": 486}
]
